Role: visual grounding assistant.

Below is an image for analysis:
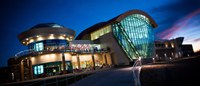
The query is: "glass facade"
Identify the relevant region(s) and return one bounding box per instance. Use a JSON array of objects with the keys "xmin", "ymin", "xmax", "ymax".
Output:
[
  {"xmin": 33, "ymin": 61, "xmax": 73, "ymax": 78},
  {"xmin": 28, "ymin": 39, "xmax": 69, "ymax": 51},
  {"xmin": 72, "ymin": 54, "xmax": 104, "ymax": 70},
  {"xmin": 90, "ymin": 25, "xmax": 111, "ymax": 40},
  {"xmin": 112, "ymin": 14, "xmax": 154, "ymax": 60}
]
